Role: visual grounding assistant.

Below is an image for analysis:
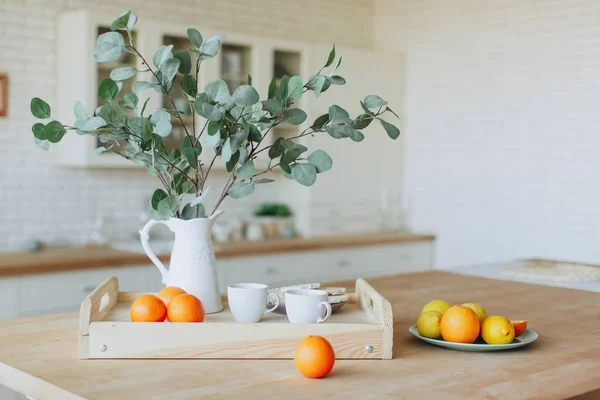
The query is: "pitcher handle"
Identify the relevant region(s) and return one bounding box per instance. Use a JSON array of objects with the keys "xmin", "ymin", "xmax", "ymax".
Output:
[{"xmin": 139, "ymin": 219, "xmax": 171, "ymax": 284}]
